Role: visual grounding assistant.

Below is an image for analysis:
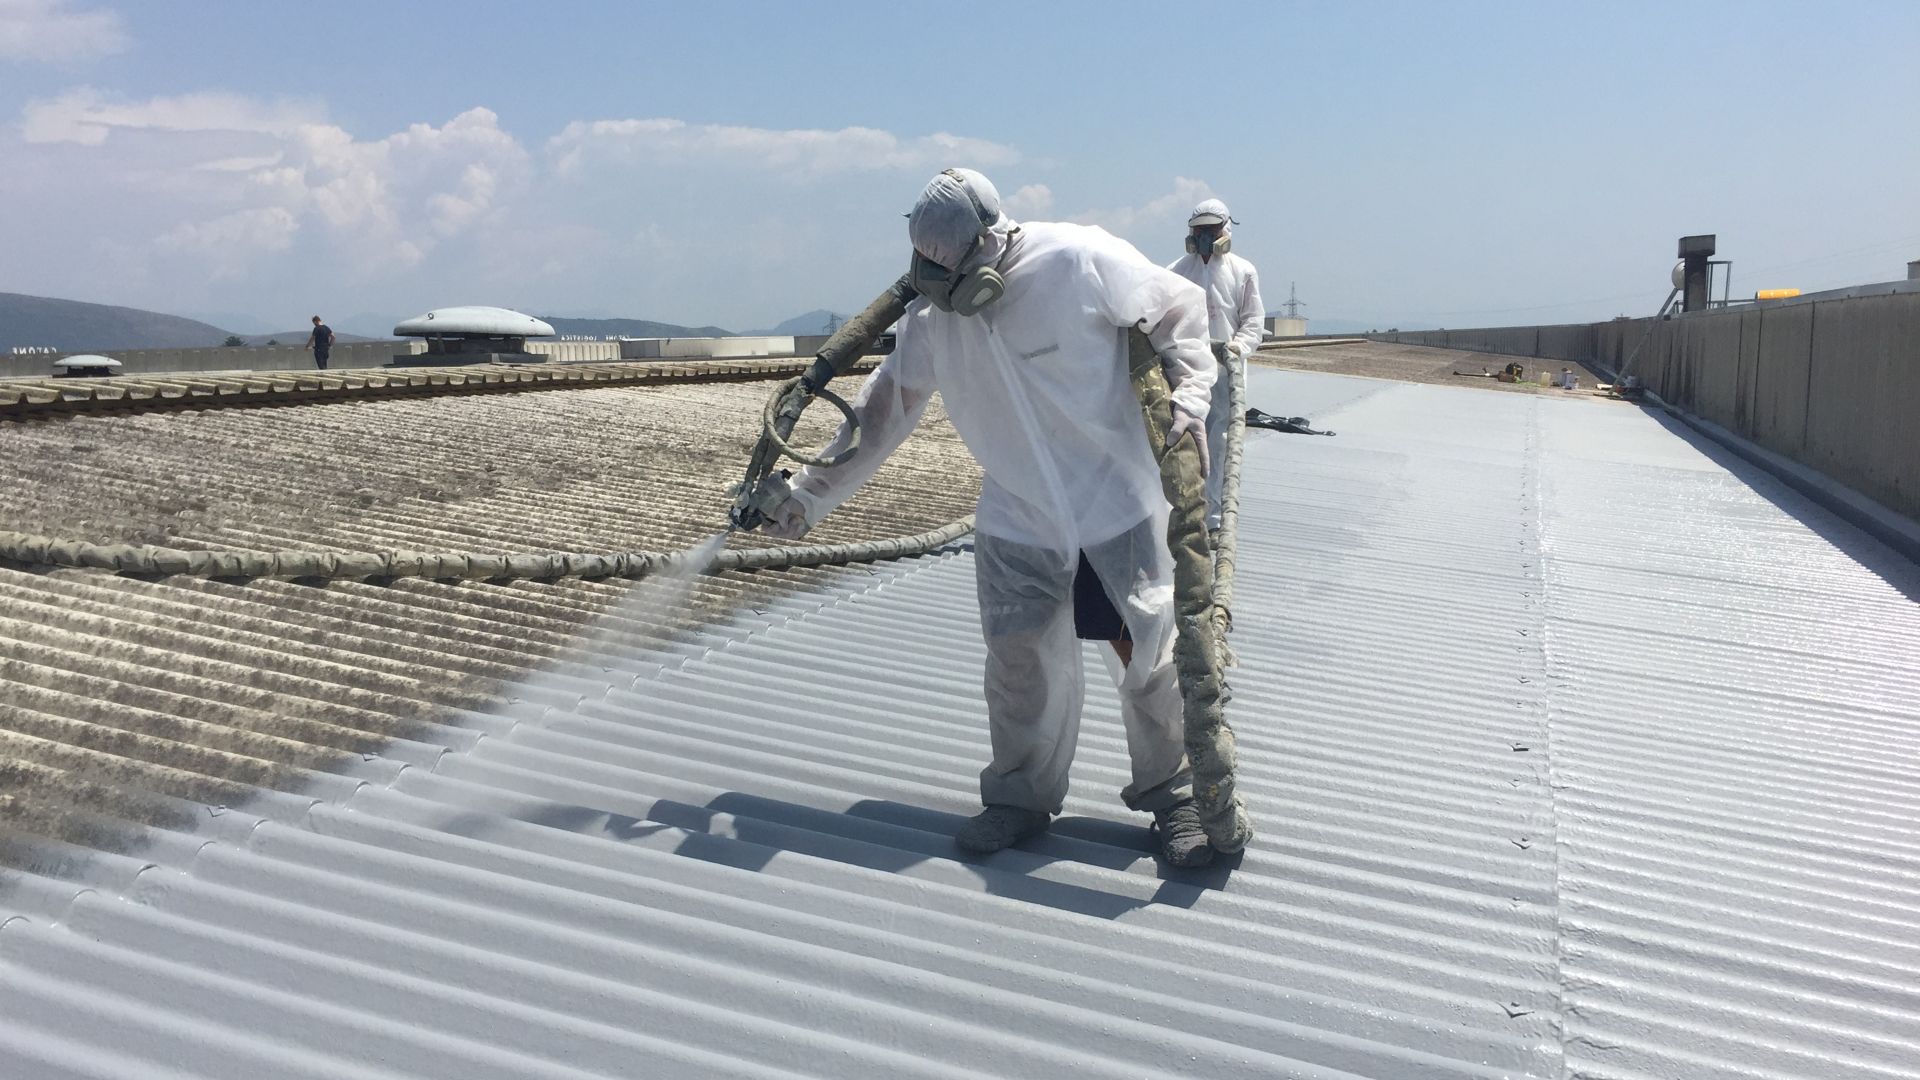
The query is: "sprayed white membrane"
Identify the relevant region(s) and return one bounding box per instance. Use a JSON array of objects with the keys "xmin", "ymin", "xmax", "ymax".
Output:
[{"xmin": 559, "ymin": 531, "xmax": 734, "ymax": 672}]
